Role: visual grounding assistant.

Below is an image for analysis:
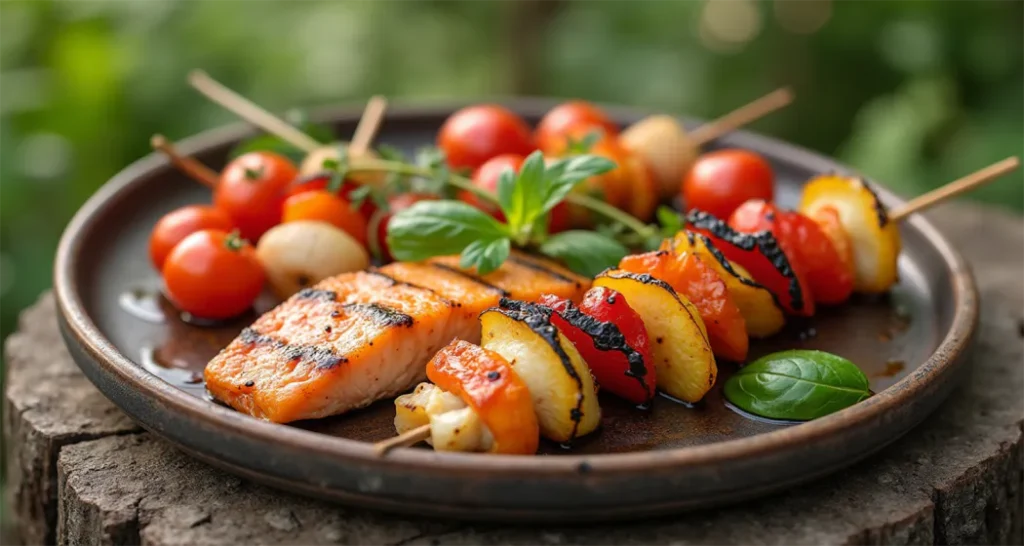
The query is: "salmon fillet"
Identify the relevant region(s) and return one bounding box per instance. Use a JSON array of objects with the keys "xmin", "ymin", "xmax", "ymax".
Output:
[{"xmin": 204, "ymin": 255, "xmax": 590, "ymax": 423}]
